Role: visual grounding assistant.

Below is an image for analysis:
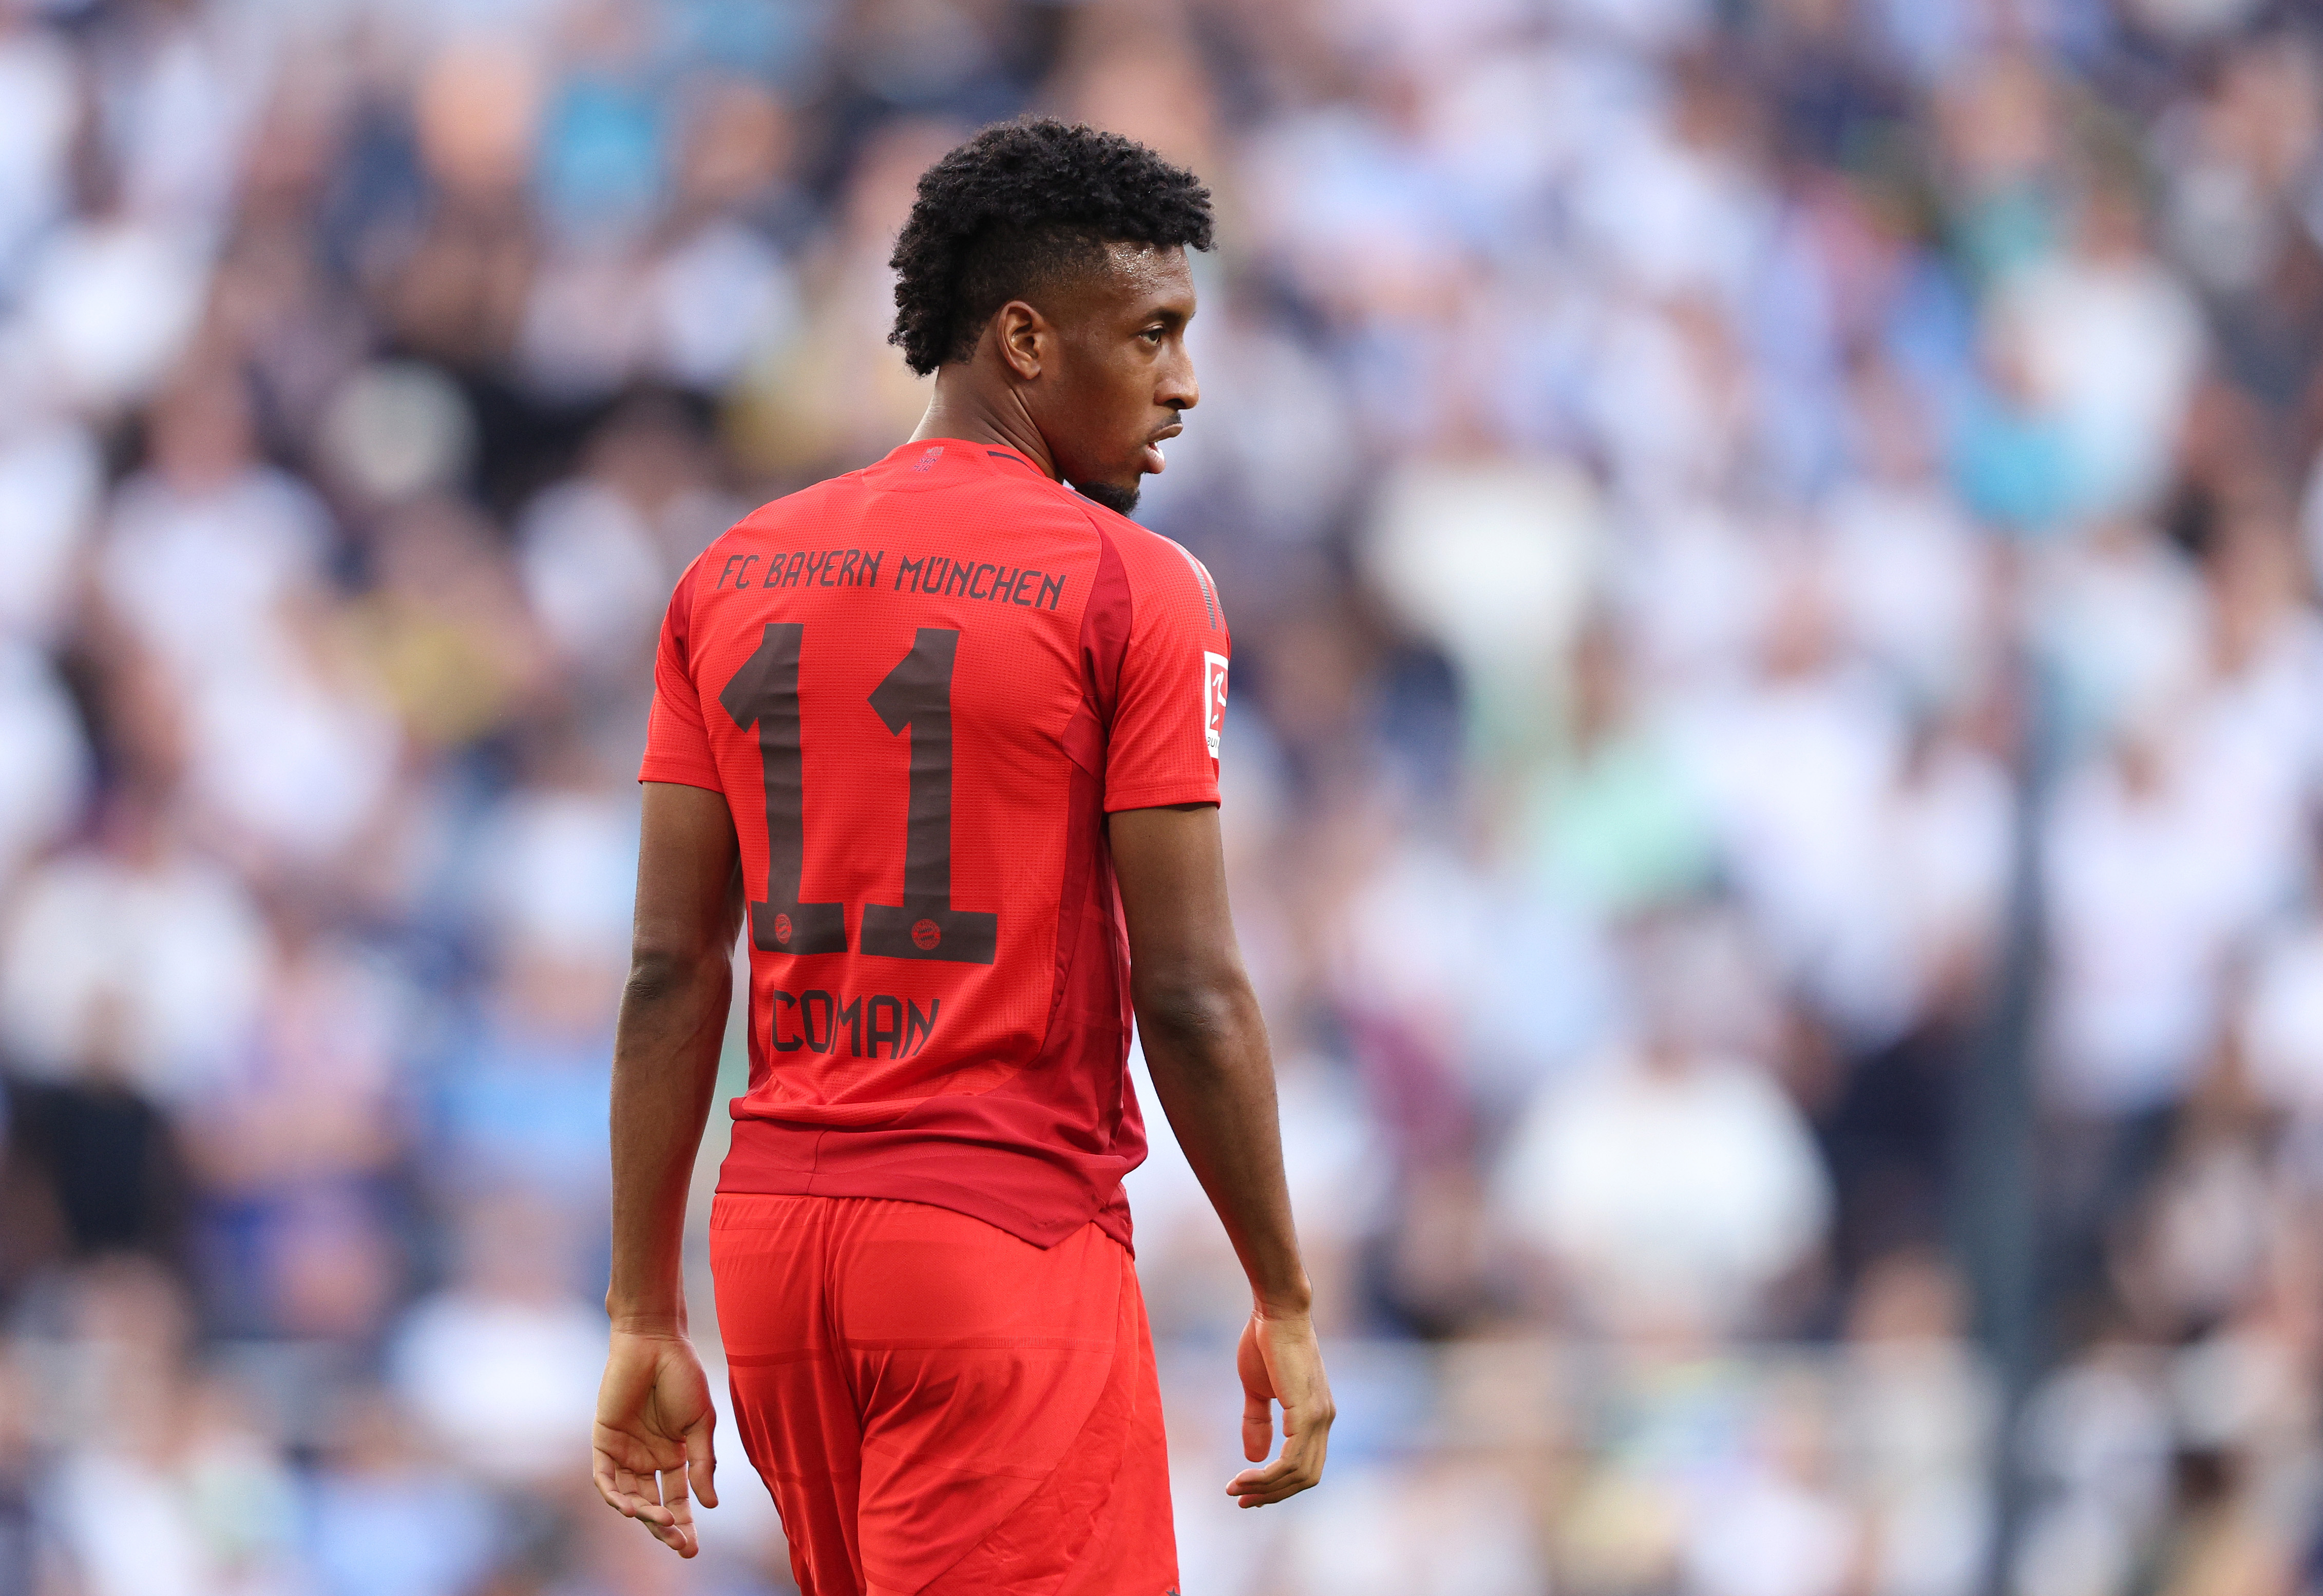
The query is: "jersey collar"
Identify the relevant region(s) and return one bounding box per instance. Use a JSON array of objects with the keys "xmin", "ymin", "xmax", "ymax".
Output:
[{"xmin": 880, "ymin": 438, "xmax": 1052, "ymax": 482}]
